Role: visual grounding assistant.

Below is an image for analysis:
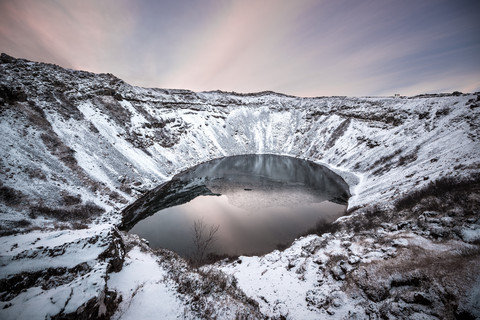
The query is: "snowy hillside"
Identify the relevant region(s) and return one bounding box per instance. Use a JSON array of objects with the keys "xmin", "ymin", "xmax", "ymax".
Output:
[{"xmin": 1, "ymin": 53, "xmax": 479, "ymax": 319}]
